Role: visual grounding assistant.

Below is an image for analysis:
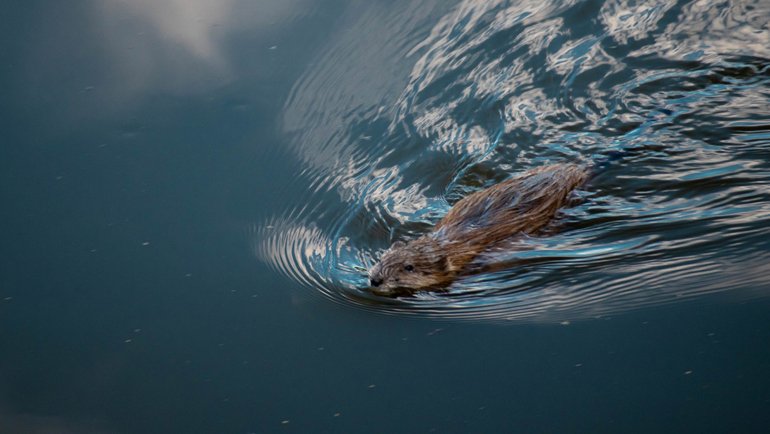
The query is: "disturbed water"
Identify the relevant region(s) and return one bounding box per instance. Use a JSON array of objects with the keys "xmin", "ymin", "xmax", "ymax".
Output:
[
  {"xmin": 259, "ymin": 0, "xmax": 770, "ymax": 322},
  {"xmin": 2, "ymin": 1, "xmax": 770, "ymax": 433}
]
